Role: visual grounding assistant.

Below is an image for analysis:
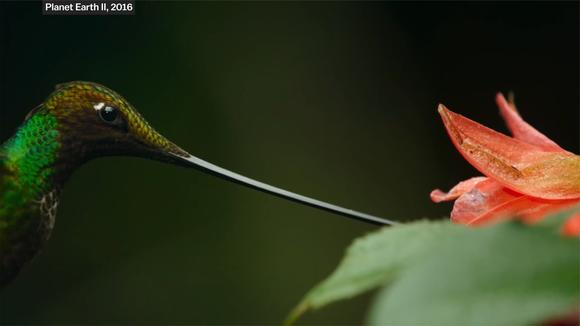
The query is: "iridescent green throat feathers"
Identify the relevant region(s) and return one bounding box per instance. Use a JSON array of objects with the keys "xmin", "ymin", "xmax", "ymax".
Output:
[{"xmin": 0, "ymin": 81, "xmax": 395, "ymax": 286}]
